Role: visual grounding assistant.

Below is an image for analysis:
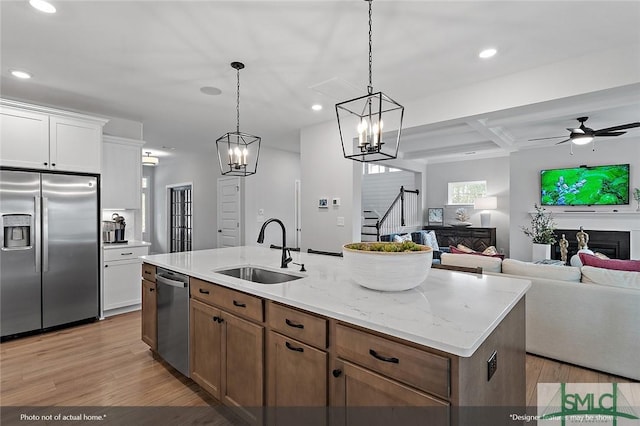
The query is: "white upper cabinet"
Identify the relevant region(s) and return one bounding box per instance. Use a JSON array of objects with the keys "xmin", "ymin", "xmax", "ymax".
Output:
[
  {"xmin": 102, "ymin": 135, "xmax": 145, "ymax": 210},
  {"xmin": 50, "ymin": 116, "xmax": 103, "ymax": 173},
  {"xmin": 0, "ymin": 106, "xmax": 50, "ymax": 169},
  {"xmin": 0, "ymin": 99, "xmax": 107, "ymax": 173}
]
